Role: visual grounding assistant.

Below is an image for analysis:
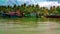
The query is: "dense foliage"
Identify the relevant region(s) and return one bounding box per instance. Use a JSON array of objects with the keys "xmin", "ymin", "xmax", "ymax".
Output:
[{"xmin": 0, "ymin": 3, "xmax": 60, "ymax": 16}]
